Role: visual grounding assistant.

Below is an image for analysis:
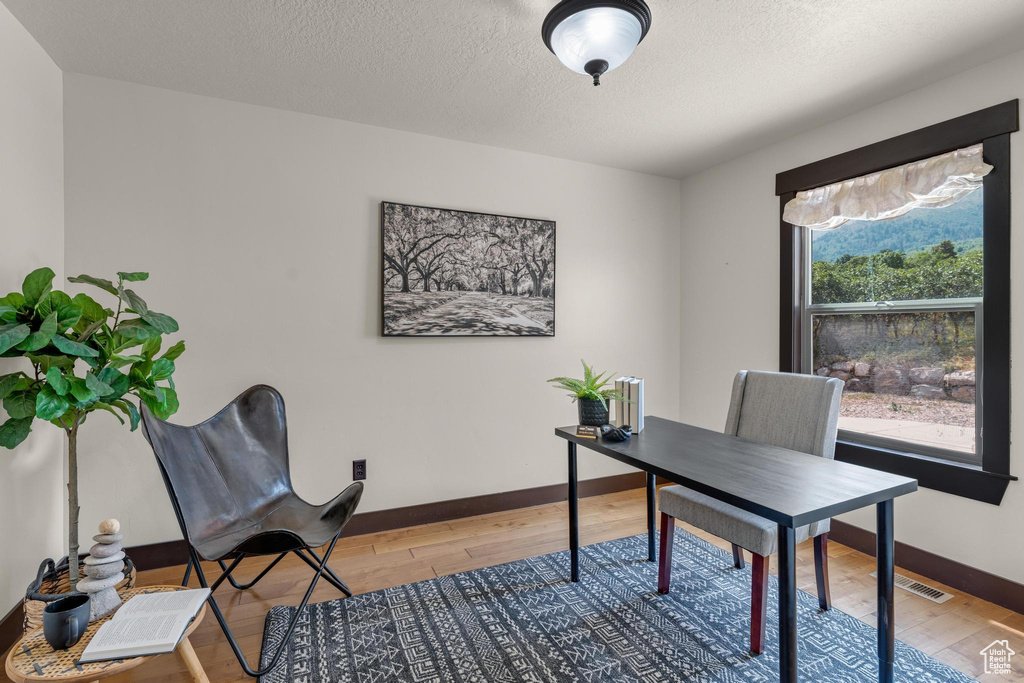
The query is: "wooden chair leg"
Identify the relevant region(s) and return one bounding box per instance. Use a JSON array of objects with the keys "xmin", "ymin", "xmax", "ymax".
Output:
[
  {"xmin": 176, "ymin": 636, "xmax": 210, "ymax": 683},
  {"xmin": 750, "ymin": 553, "xmax": 769, "ymax": 654},
  {"xmin": 658, "ymin": 512, "xmax": 675, "ymax": 594},
  {"xmin": 814, "ymin": 533, "xmax": 832, "ymax": 610},
  {"xmin": 731, "ymin": 543, "xmax": 745, "ymax": 569}
]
